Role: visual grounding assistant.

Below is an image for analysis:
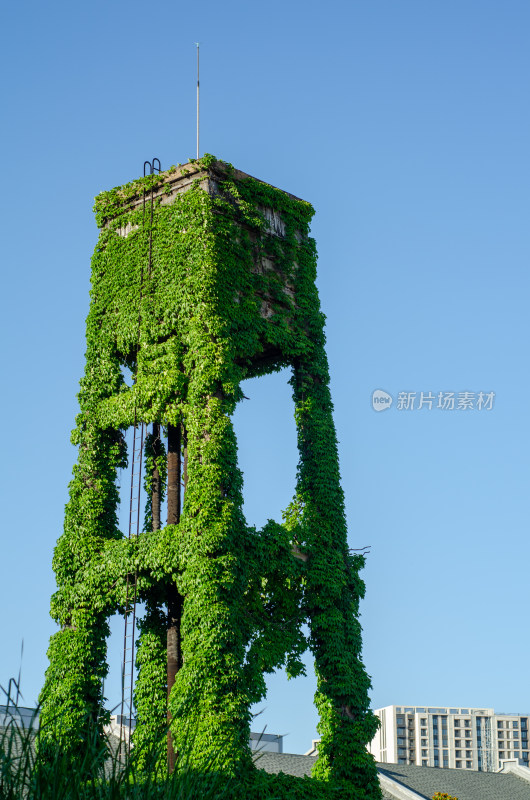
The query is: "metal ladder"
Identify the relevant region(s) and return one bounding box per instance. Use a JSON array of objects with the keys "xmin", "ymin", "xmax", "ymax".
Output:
[{"xmin": 119, "ymin": 158, "xmax": 161, "ymax": 752}]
